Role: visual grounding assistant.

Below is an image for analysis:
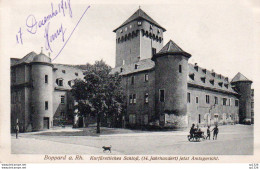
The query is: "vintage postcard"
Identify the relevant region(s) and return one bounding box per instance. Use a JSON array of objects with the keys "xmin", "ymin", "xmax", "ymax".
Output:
[{"xmin": 0, "ymin": 0, "xmax": 259, "ymax": 164}]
